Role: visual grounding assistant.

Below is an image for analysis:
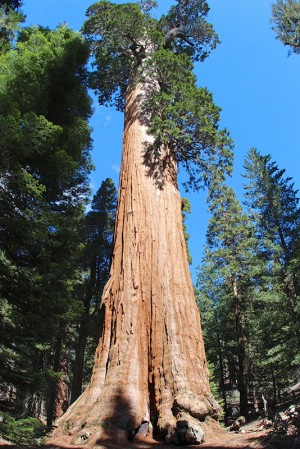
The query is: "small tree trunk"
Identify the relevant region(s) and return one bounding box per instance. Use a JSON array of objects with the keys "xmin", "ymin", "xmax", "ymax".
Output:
[
  {"xmin": 47, "ymin": 333, "xmax": 63, "ymax": 427},
  {"xmin": 51, "ymin": 84, "xmax": 219, "ymax": 445},
  {"xmin": 232, "ymin": 276, "xmax": 248, "ymax": 417},
  {"xmin": 71, "ymin": 293, "xmax": 92, "ymax": 403},
  {"xmin": 271, "ymin": 364, "xmax": 277, "ymax": 404},
  {"xmin": 55, "ymin": 359, "xmax": 69, "ymax": 419},
  {"xmin": 217, "ymin": 331, "xmax": 227, "ymax": 414}
]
